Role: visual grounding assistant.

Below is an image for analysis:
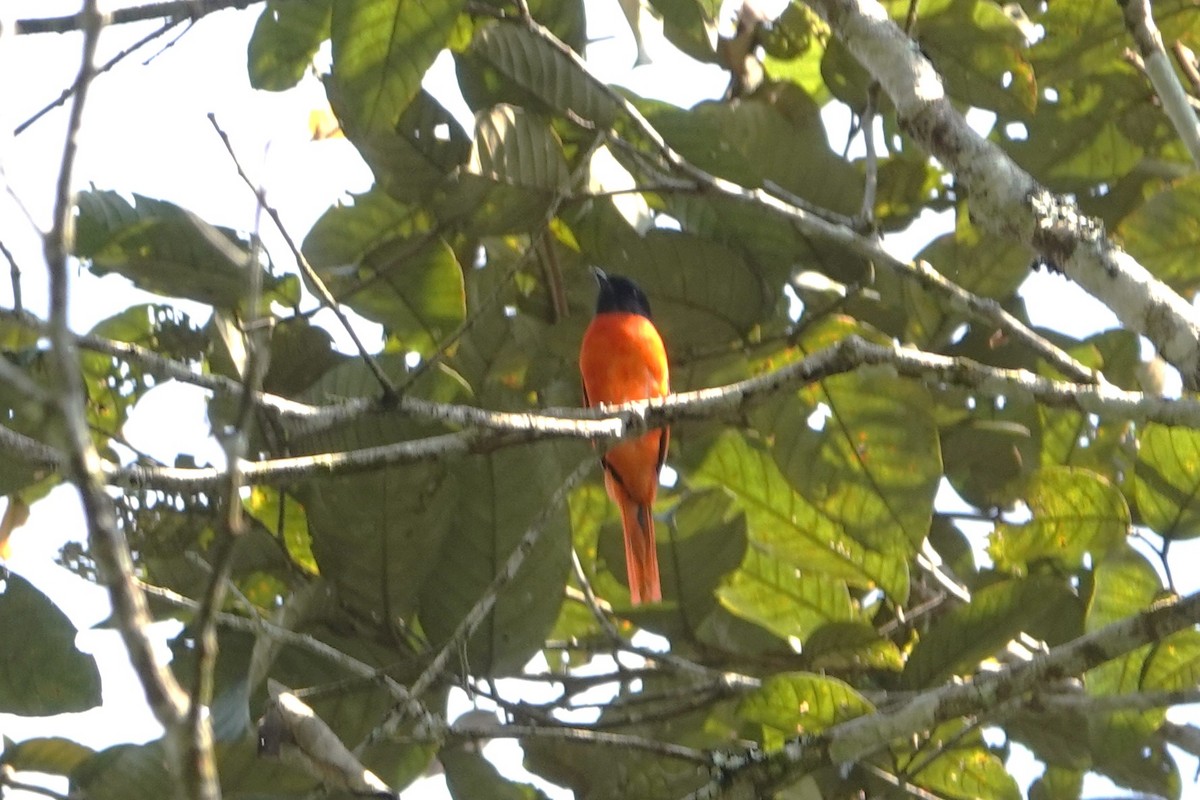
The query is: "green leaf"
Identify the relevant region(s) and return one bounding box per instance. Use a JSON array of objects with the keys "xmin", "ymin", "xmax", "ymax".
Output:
[
  {"xmin": 329, "ymin": 0, "xmax": 466, "ymax": 134},
  {"xmin": 716, "ymin": 545, "xmax": 859, "ymax": 646},
  {"xmin": 802, "ymin": 622, "xmax": 904, "ymax": 672},
  {"xmin": 1007, "ymin": 704, "xmax": 1092, "ymax": 770},
  {"xmin": 1029, "ymin": 766, "xmax": 1082, "ymax": 800},
  {"xmin": 247, "ymin": 0, "xmax": 331, "ymax": 91},
  {"xmin": 909, "ymin": 0, "xmax": 1036, "ymax": 117},
  {"xmin": 442, "ymin": 747, "xmax": 550, "ymax": 800},
  {"xmin": 1136, "ymin": 422, "xmax": 1200, "ymax": 539},
  {"xmin": 245, "ymin": 487, "xmax": 318, "ymax": 575},
  {"xmin": 763, "ymin": 353, "xmax": 941, "ymax": 558},
  {"xmin": 988, "ymin": 467, "xmax": 1129, "ymax": 572},
  {"xmin": 467, "ymin": 104, "xmax": 570, "ymax": 190},
  {"xmin": 84, "ymin": 304, "xmax": 204, "ymax": 444},
  {"xmin": 1085, "ymin": 546, "xmax": 1167, "ymax": 791},
  {"xmin": 418, "ymin": 446, "xmax": 572, "ymax": 676},
  {"xmin": 259, "ymin": 315, "xmax": 341, "ymax": 398},
  {"xmin": 1118, "ymin": 175, "xmax": 1200, "ymax": 296},
  {"xmin": 0, "ymin": 574, "xmax": 101, "ymax": 714},
  {"xmin": 902, "ymin": 575, "xmax": 1081, "ymax": 689},
  {"xmin": 760, "ymin": 4, "xmax": 830, "ymax": 103},
  {"xmin": 464, "ymin": 22, "xmax": 620, "ymax": 126},
  {"xmin": 643, "ymin": 87, "xmax": 862, "ymax": 218},
  {"xmin": 739, "ymin": 672, "xmax": 872, "ymax": 744},
  {"xmin": 940, "ymin": 389, "xmax": 1041, "ymax": 510},
  {"xmin": 71, "ymin": 742, "xmax": 174, "ymax": 800},
  {"xmin": 330, "ymin": 88, "xmax": 471, "ymax": 204},
  {"xmin": 74, "ymin": 191, "xmax": 291, "ymax": 311},
  {"xmin": 907, "ymin": 741, "xmax": 1021, "ymax": 800},
  {"xmin": 1143, "ymin": 629, "xmax": 1200, "ymax": 693},
  {"xmin": 303, "ymin": 465, "xmax": 458, "ymax": 622},
  {"xmin": 691, "ymin": 431, "xmax": 909, "ymax": 603},
  {"xmin": 0, "ymin": 737, "xmax": 94, "ymax": 776},
  {"xmin": 302, "ymin": 188, "xmax": 467, "ymax": 353},
  {"xmin": 646, "ymin": 0, "xmax": 719, "ymax": 64}
]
